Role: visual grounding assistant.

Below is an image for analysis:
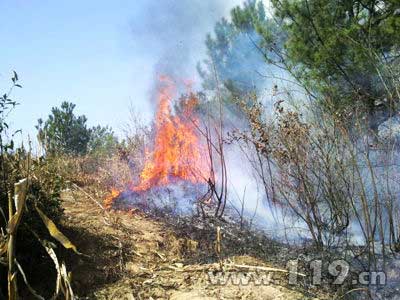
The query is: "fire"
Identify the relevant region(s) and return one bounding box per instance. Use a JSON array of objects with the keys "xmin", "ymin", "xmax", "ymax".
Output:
[
  {"xmin": 104, "ymin": 75, "xmax": 209, "ymax": 206},
  {"xmin": 134, "ymin": 75, "xmax": 208, "ymax": 191},
  {"xmin": 104, "ymin": 188, "xmax": 120, "ymax": 209}
]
